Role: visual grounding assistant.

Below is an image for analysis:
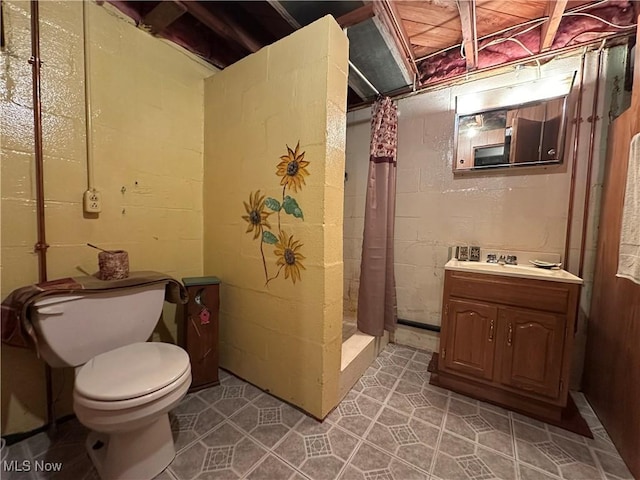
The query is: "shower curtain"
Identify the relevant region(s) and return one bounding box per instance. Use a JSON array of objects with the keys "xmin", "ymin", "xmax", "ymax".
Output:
[{"xmin": 357, "ymin": 97, "xmax": 398, "ymax": 336}]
